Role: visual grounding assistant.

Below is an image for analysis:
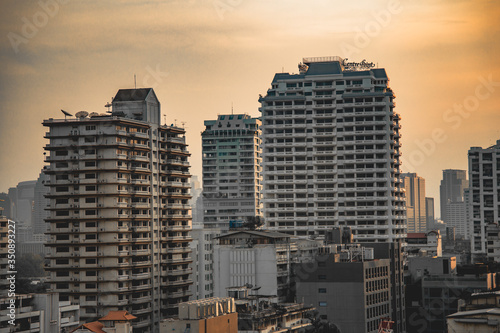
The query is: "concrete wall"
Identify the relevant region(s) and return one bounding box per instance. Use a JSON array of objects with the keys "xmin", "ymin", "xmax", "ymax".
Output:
[{"xmin": 214, "ymin": 245, "xmax": 278, "ymax": 298}]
